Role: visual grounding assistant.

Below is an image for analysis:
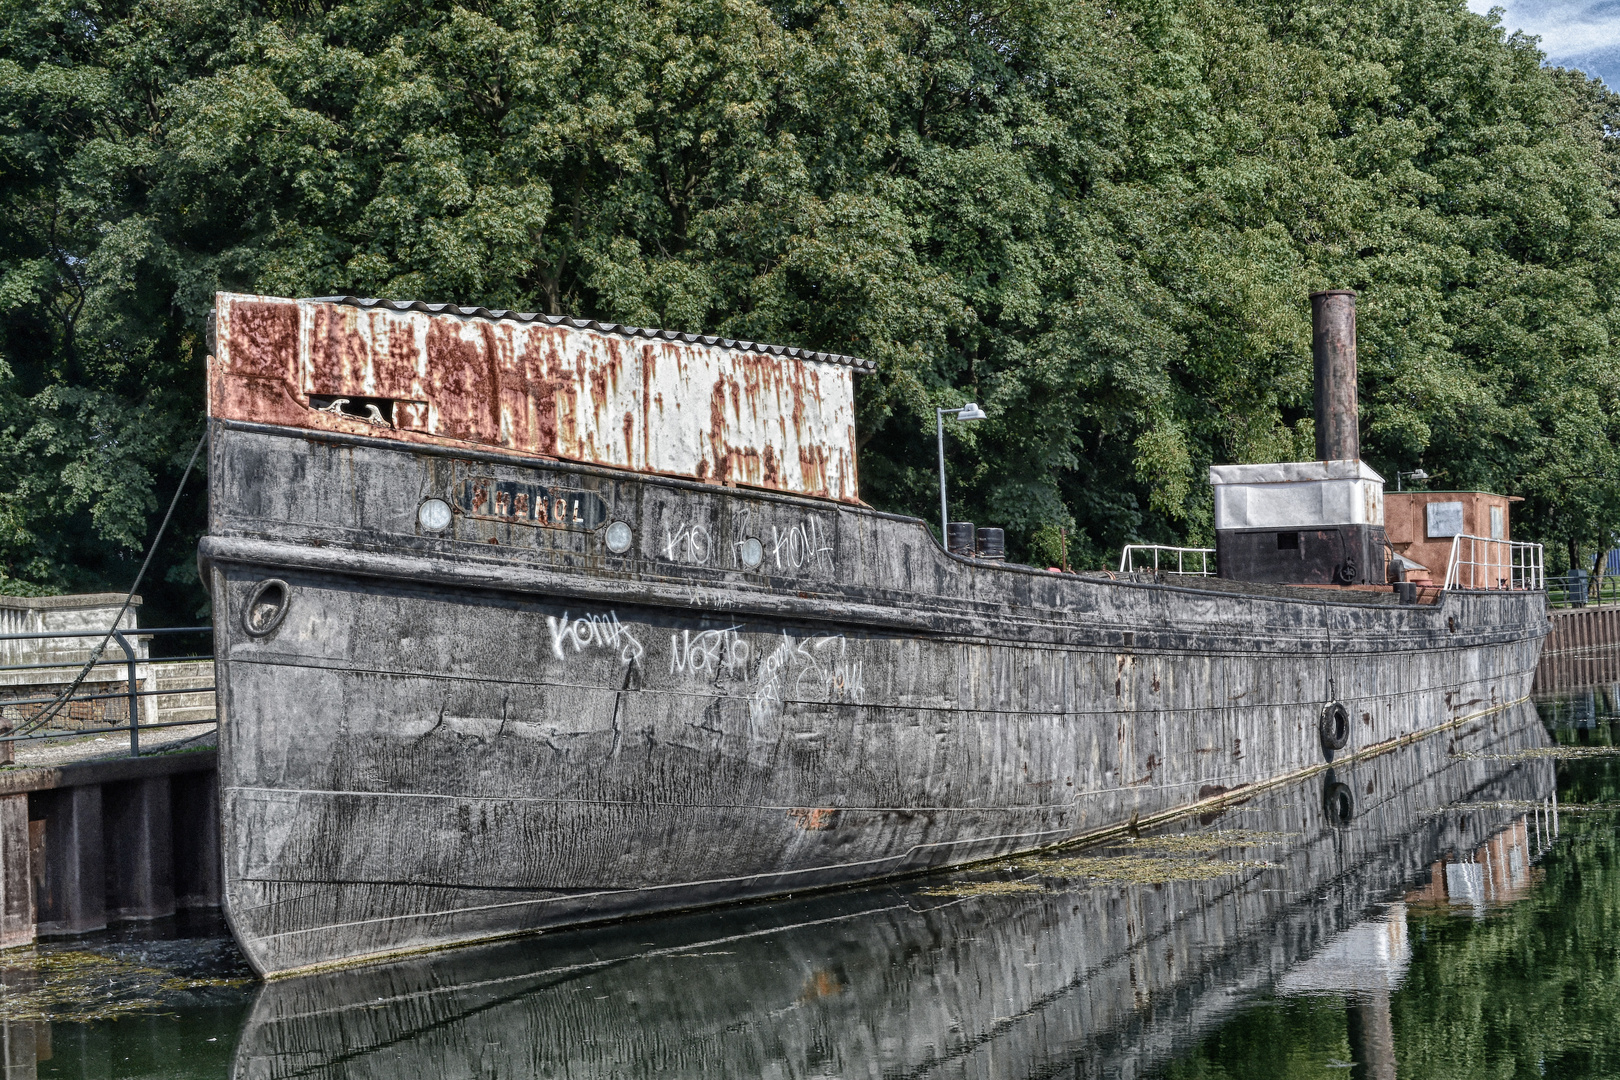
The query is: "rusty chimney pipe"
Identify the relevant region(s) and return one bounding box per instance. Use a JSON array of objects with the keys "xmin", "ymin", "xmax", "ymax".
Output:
[{"xmin": 1311, "ymin": 289, "xmax": 1359, "ymax": 462}]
